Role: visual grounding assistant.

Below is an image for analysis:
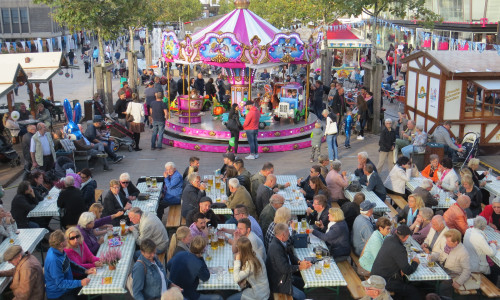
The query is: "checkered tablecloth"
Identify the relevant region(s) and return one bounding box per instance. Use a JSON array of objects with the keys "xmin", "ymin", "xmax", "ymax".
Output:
[
  {"xmin": 276, "ymin": 175, "xmax": 307, "ymax": 215},
  {"xmin": 344, "ymin": 187, "xmax": 389, "ymax": 213},
  {"xmin": 294, "ymin": 242, "xmax": 347, "ymax": 288},
  {"xmin": 431, "ymin": 194, "xmax": 456, "ymax": 209},
  {"xmin": 406, "ymin": 177, "xmax": 426, "ymax": 193},
  {"xmin": 80, "ymin": 227, "xmax": 136, "ymax": 295},
  {"xmin": 478, "ymin": 171, "xmax": 500, "ymax": 198},
  {"xmin": 27, "ymin": 187, "xmax": 61, "ymax": 218},
  {"xmin": 405, "ymin": 237, "xmax": 451, "ymax": 281},
  {"xmin": 213, "ymin": 208, "xmax": 233, "ymax": 215},
  {"xmin": 406, "ymin": 177, "xmax": 455, "ymax": 209},
  {"xmin": 198, "ymin": 224, "xmax": 240, "ymax": 291},
  {"xmin": 0, "ymin": 228, "xmax": 49, "ymax": 294},
  {"xmin": 132, "ymin": 182, "xmax": 163, "ymax": 213},
  {"xmin": 467, "ymin": 219, "xmax": 500, "ymax": 266}
]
